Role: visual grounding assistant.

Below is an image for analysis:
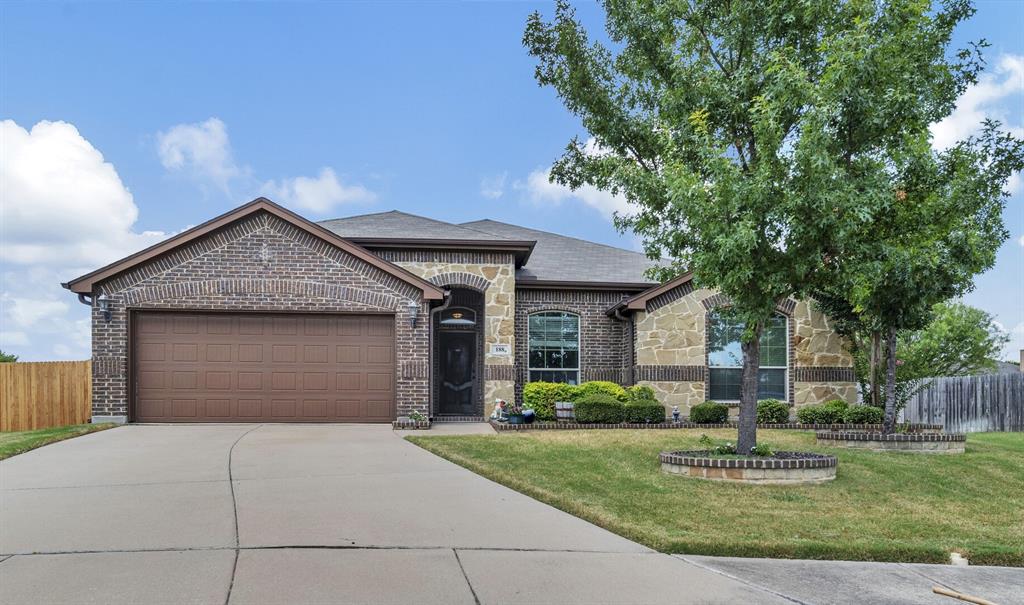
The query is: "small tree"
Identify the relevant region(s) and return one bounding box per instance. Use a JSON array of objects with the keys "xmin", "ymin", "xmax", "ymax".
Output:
[
  {"xmin": 525, "ymin": 0, "xmax": 993, "ymax": 452},
  {"xmin": 0, "ymin": 350, "xmax": 17, "ymax": 362}
]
